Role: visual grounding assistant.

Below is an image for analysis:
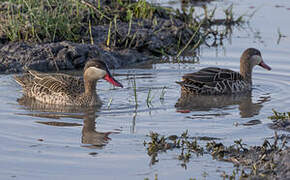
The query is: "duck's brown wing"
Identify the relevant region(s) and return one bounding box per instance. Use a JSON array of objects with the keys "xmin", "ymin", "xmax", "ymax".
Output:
[
  {"xmin": 15, "ymin": 70, "xmax": 84, "ymax": 98},
  {"xmin": 177, "ymin": 67, "xmax": 246, "ymax": 94}
]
